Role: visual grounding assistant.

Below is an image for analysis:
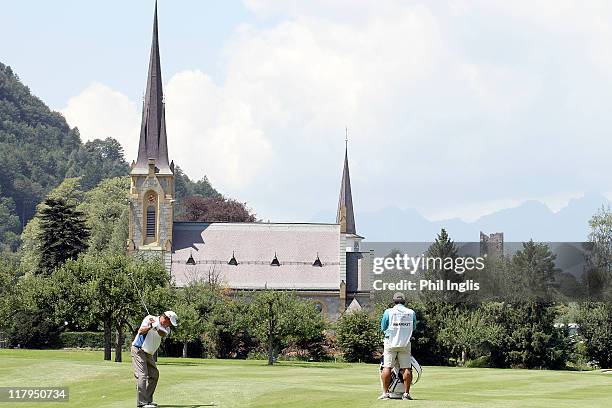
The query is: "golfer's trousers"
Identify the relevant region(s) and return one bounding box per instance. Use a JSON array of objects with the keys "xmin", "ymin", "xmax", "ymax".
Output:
[{"xmin": 131, "ymin": 346, "xmax": 159, "ymax": 406}]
